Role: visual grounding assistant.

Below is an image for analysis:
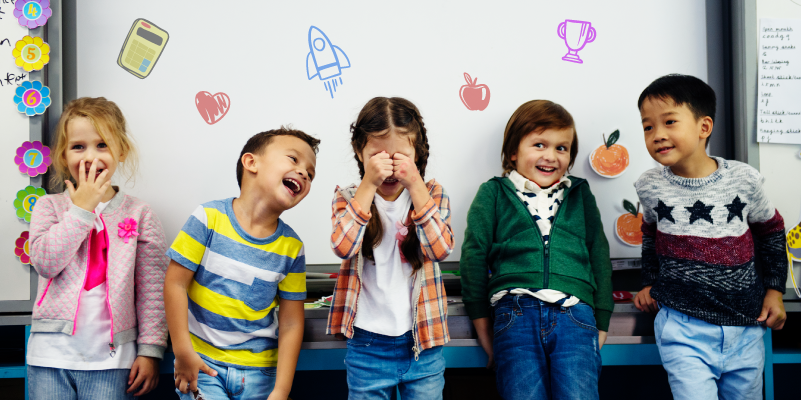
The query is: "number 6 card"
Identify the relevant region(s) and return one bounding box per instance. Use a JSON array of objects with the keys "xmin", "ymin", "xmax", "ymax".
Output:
[{"xmin": 117, "ymin": 18, "xmax": 169, "ymax": 79}]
